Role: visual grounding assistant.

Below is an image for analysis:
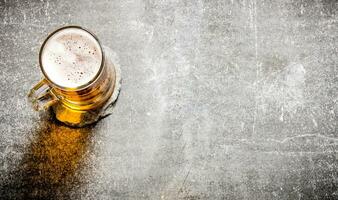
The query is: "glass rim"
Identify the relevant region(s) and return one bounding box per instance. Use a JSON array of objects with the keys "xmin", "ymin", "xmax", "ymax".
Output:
[{"xmin": 39, "ymin": 25, "xmax": 105, "ymax": 91}]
